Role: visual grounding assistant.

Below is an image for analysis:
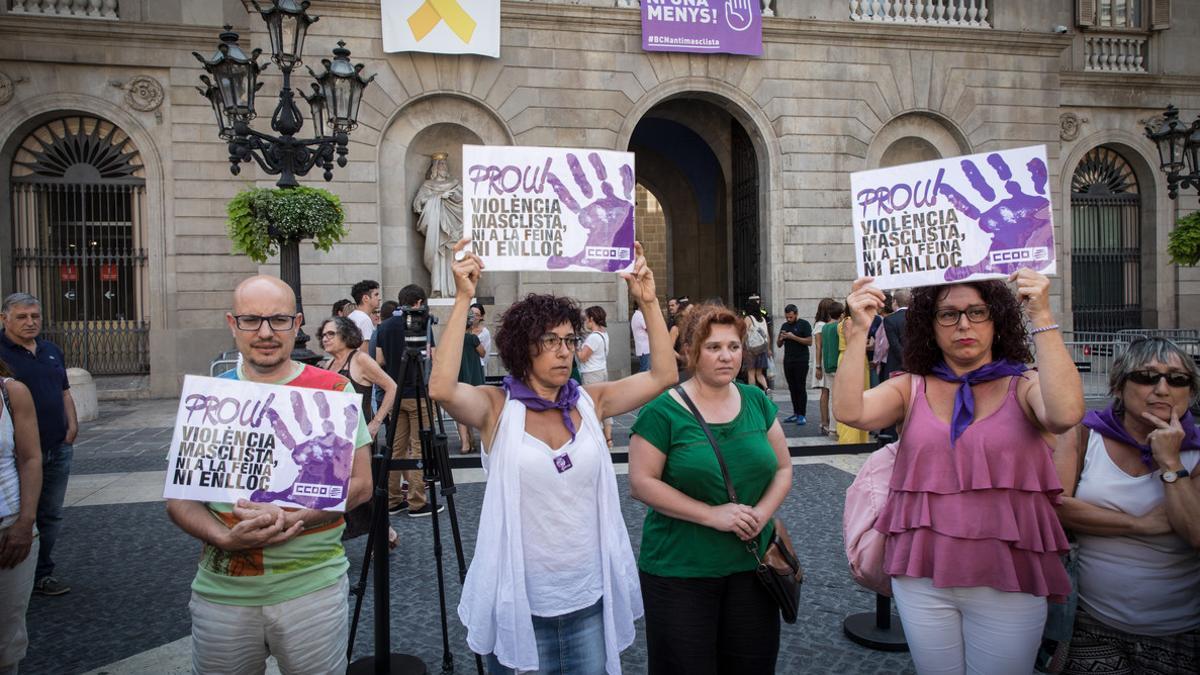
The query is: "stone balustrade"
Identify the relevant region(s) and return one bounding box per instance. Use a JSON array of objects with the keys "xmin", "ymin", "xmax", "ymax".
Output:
[
  {"xmin": 9, "ymin": 0, "xmax": 118, "ymax": 19},
  {"xmin": 1084, "ymin": 34, "xmax": 1148, "ymax": 73},
  {"xmin": 848, "ymin": 0, "xmax": 990, "ymax": 28}
]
